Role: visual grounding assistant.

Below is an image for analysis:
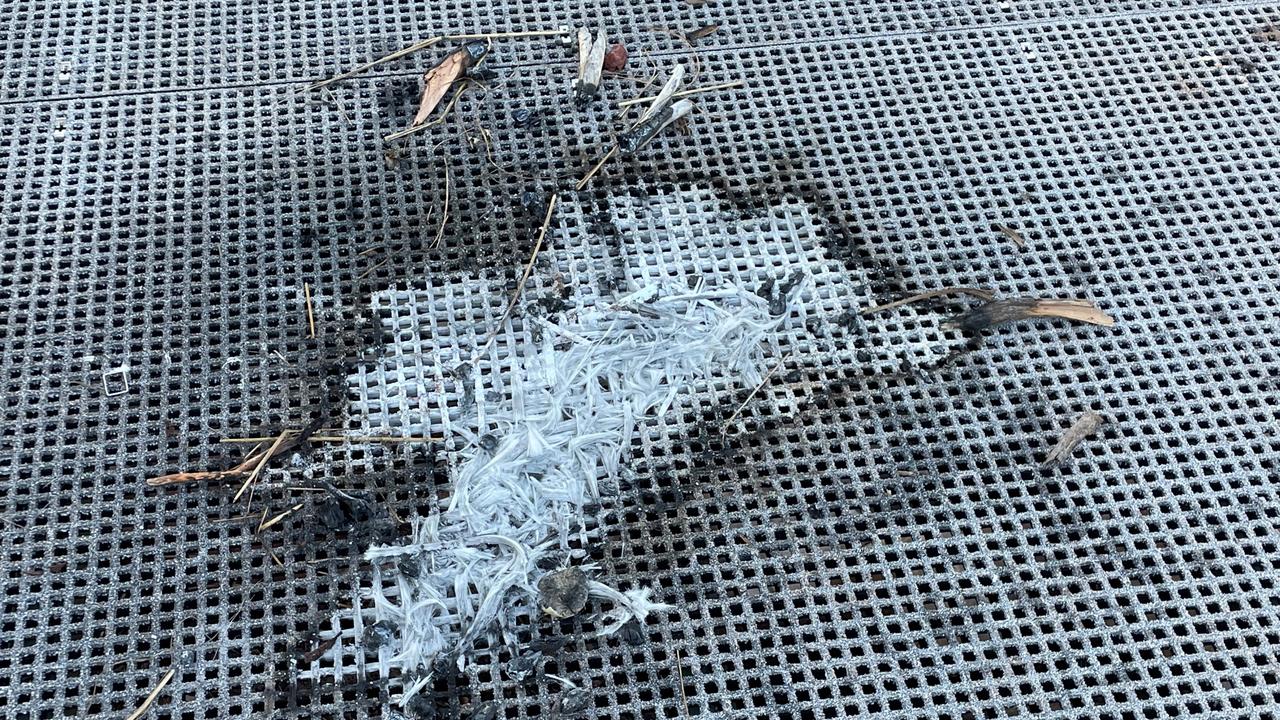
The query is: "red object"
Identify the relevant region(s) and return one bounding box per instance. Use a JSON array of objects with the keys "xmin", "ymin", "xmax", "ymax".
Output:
[{"xmin": 604, "ymin": 43, "xmax": 628, "ymax": 72}]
